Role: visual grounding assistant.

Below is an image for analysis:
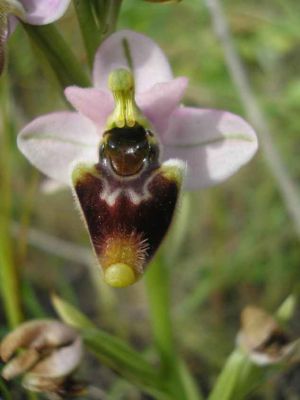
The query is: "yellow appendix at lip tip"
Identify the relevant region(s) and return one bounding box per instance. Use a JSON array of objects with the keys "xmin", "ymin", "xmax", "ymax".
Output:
[{"xmin": 104, "ymin": 263, "xmax": 137, "ymax": 288}]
